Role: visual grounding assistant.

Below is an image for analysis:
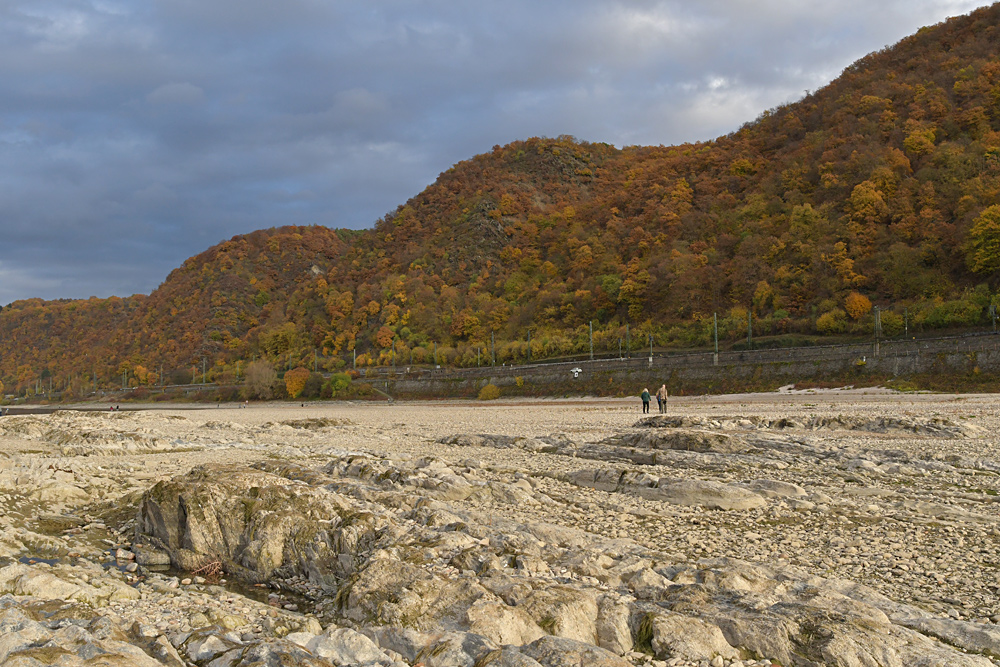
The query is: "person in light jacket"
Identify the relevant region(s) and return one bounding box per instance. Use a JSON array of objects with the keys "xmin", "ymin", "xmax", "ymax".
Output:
[{"xmin": 656, "ymin": 384, "xmax": 668, "ymax": 413}]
